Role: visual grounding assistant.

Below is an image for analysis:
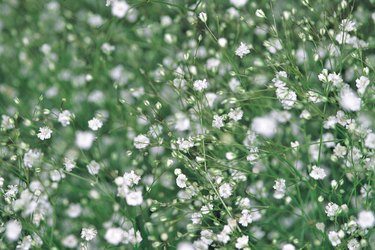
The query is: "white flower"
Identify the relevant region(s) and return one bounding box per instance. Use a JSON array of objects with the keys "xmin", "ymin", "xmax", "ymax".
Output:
[
  {"xmin": 315, "ymin": 222, "xmax": 325, "ymax": 232},
  {"xmin": 219, "ymin": 183, "xmax": 232, "ymax": 198},
  {"xmin": 230, "ymin": 0, "xmax": 248, "ymax": 8},
  {"xmin": 356, "ymin": 76, "xmax": 370, "ymax": 95},
  {"xmin": 357, "ymin": 210, "xmax": 375, "ymax": 229},
  {"xmin": 134, "ymin": 134, "xmax": 150, "ymax": 149},
  {"xmin": 66, "ymin": 204, "xmax": 82, "ymax": 218},
  {"xmin": 318, "ymin": 69, "xmax": 328, "ymax": 82},
  {"xmin": 347, "ymin": 239, "xmax": 361, "ymax": 250},
  {"xmin": 339, "ymin": 85, "xmax": 361, "ymax": 112},
  {"xmin": 327, "ymin": 72, "xmax": 343, "ymax": 87},
  {"xmin": 273, "ymin": 178, "xmax": 286, "ymax": 199},
  {"xmin": 193, "ymin": 79, "xmax": 208, "ymax": 91},
  {"xmin": 105, "ymin": 227, "xmax": 124, "ymax": 245},
  {"xmin": 23, "ymin": 149, "xmax": 43, "ymax": 168},
  {"xmin": 272, "ymin": 72, "xmax": 297, "ymax": 109},
  {"xmin": 191, "ymin": 212, "xmax": 202, "ymax": 224},
  {"xmin": 212, "ymin": 114, "xmax": 225, "ymax": 128},
  {"xmin": 126, "ymin": 190, "xmax": 143, "ymax": 206},
  {"xmin": 300, "ymin": 110, "xmax": 311, "ymax": 119},
  {"xmin": 309, "ymin": 165, "xmax": 326, "ymax": 180},
  {"xmin": 328, "ymin": 231, "xmax": 341, "ymax": 246},
  {"xmin": 81, "ymin": 227, "xmax": 97, "ymax": 241},
  {"xmin": 37, "ymin": 126, "xmax": 52, "ymax": 140},
  {"xmin": 75, "ymin": 131, "xmax": 95, "ymax": 150},
  {"xmin": 64, "ymin": 157, "xmax": 76, "ymax": 172},
  {"xmin": 123, "ymin": 170, "xmax": 141, "ymax": 187},
  {"xmin": 325, "ymin": 202, "xmax": 340, "ymax": 217},
  {"xmin": 282, "ymin": 244, "xmax": 296, "ymax": 250},
  {"xmin": 235, "ymin": 42, "xmax": 250, "ymax": 58},
  {"xmin": 239, "ymin": 209, "xmax": 253, "ymax": 227},
  {"xmin": 87, "ymin": 161, "xmax": 100, "ymax": 175},
  {"xmin": 333, "ymin": 143, "xmax": 347, "ymax": 158},
  {"xmin": 364, "ymin": 133, "xmax": 375, "ymax": 149},
  {"xmin": 340, "ymin": 19, "xmax": 356, "ymax": 32},
  {"xmin": 176, "ymin": 174, "xmax": 187, "ymax": 188},
  {"xmin": 5, "ymin": 220, "xmax": 22, "ymax": 241},
  {"xmin": 176, "ymin": 137, "xmax": 194, "ymax": 151},
  {"xmin": 111, "ymin": 0, "xmax": 129, "ymax": 18},
  {"xmin": 1, "ymin": 115, "xmax": 15, "ymax": 130},
  {"xmin": 62, "ymin": 235, "xmax": 78, "ymax": 248},
  {"xmin": 228, "ymin": 108, "xmax": 243, "ymax": 121},
  {"xmin": 235, "ymin": 235, "xmax": 248, "ymax": 249},
  {"xmin": 58, "ymin": 110, "xmax": 72, "ymax": 126},
  {"xmin": 88, "ymin": 117, "xmax": 103, "ymax": 131},
  {"xmin": 198, "ymin": 12, "xmax": 207, "ymax": 22},
  {"xmin": 251, "ymin": 115, "xmax": 278, "ymax": 138}
]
